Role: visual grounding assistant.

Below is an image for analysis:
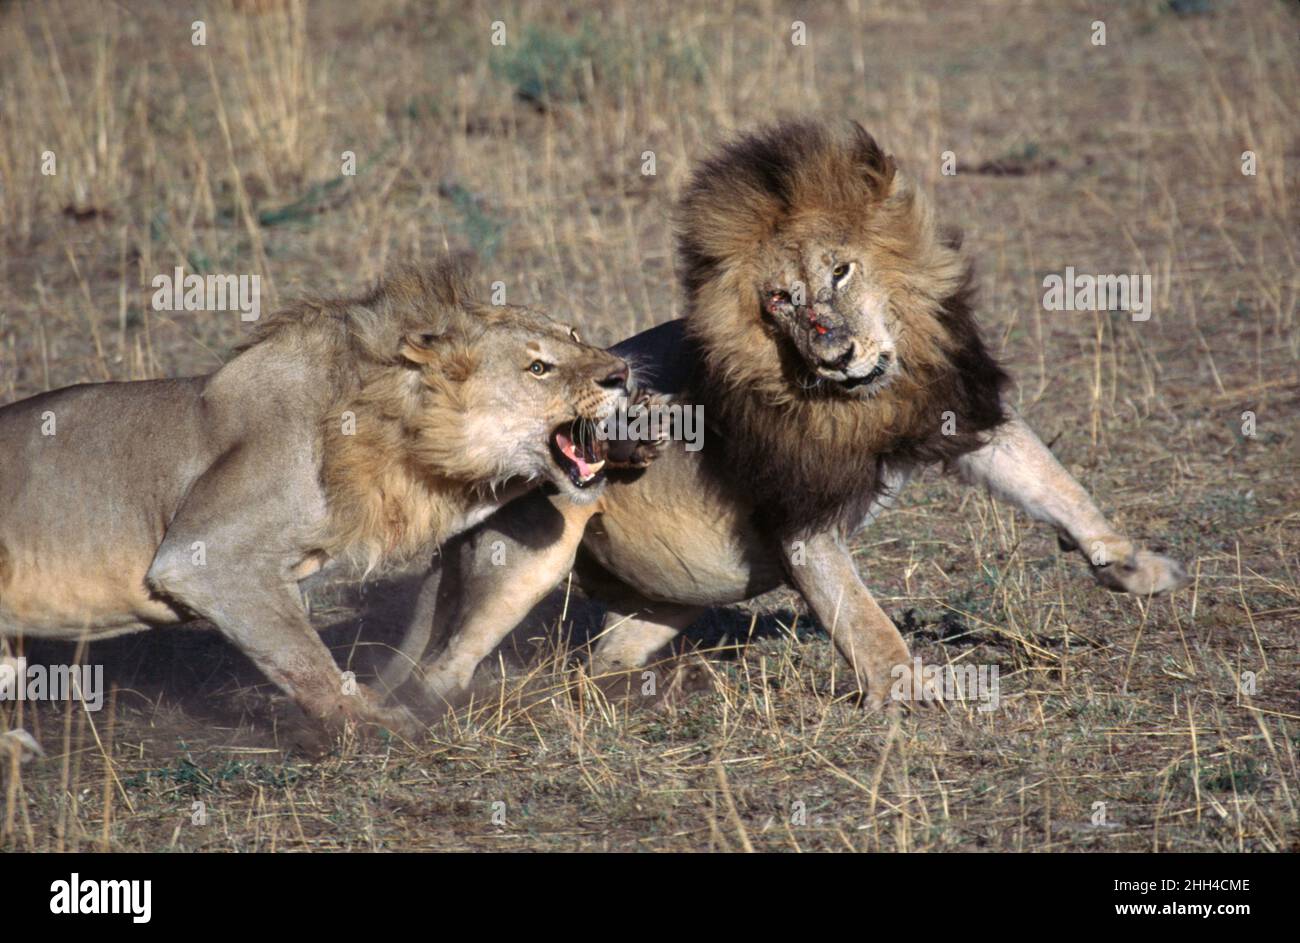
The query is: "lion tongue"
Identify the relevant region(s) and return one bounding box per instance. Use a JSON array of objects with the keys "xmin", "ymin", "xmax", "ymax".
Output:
[{"xmin": 556, "ymin": 431, "xmax": 604, "ymax": 479}]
